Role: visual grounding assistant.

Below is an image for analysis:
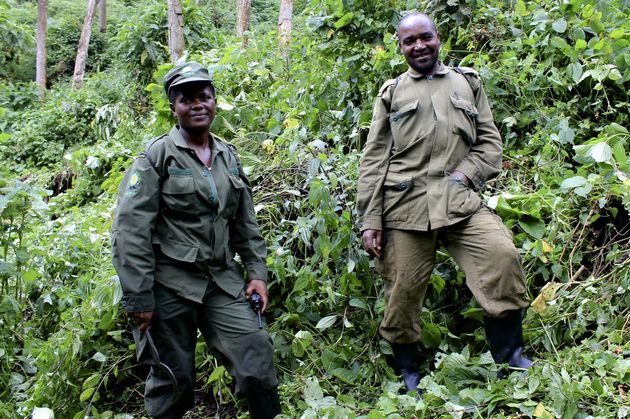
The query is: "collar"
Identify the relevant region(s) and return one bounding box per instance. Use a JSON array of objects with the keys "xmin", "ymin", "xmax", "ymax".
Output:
[
  {"xmin": 407, "ymin": 61, "xmax": 449, "ymax": 79},
  {"xmin": 169, "ymin": 125, "xmax": 224, "ymax": 155}
]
